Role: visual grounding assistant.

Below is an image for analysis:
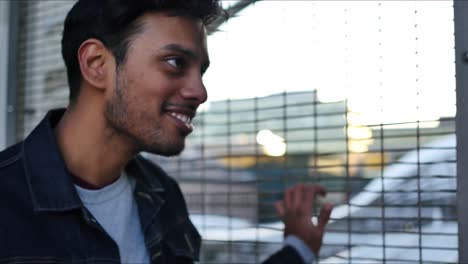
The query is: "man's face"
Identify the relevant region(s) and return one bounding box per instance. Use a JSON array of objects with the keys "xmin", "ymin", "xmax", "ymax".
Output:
[{"xmin": 105, "ymin": 13, "xmax": 209, "ymax": 156}]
